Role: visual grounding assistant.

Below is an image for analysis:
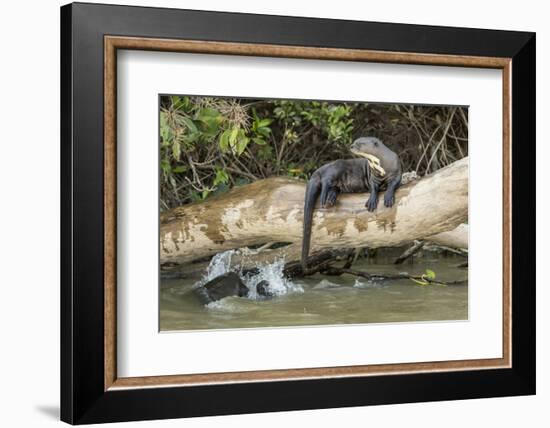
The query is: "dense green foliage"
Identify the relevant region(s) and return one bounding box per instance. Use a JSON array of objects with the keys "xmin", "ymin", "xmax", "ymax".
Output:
[{"xmin": 160, "ymin": 96, "xmax": 467, "ymax": 210}]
